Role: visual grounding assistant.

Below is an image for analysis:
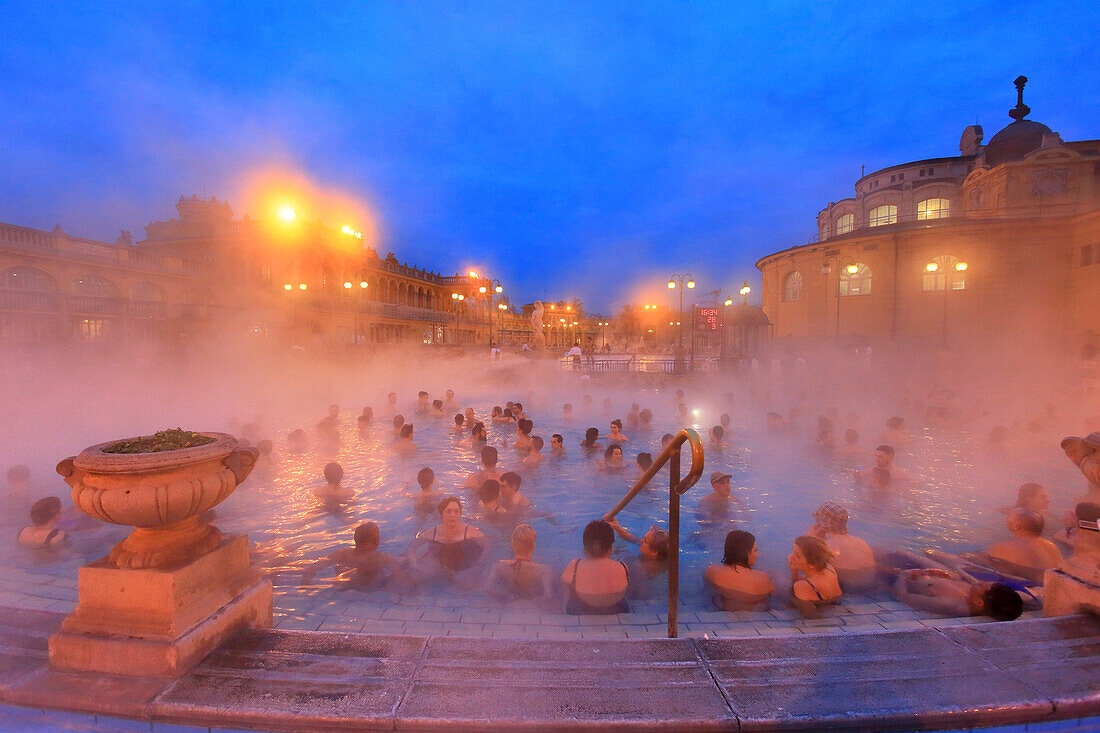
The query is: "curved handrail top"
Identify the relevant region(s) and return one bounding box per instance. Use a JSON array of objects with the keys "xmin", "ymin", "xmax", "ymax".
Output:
[{"xmin": 605, "ymin": 428, "xmax": 704, "ymax": 520}]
